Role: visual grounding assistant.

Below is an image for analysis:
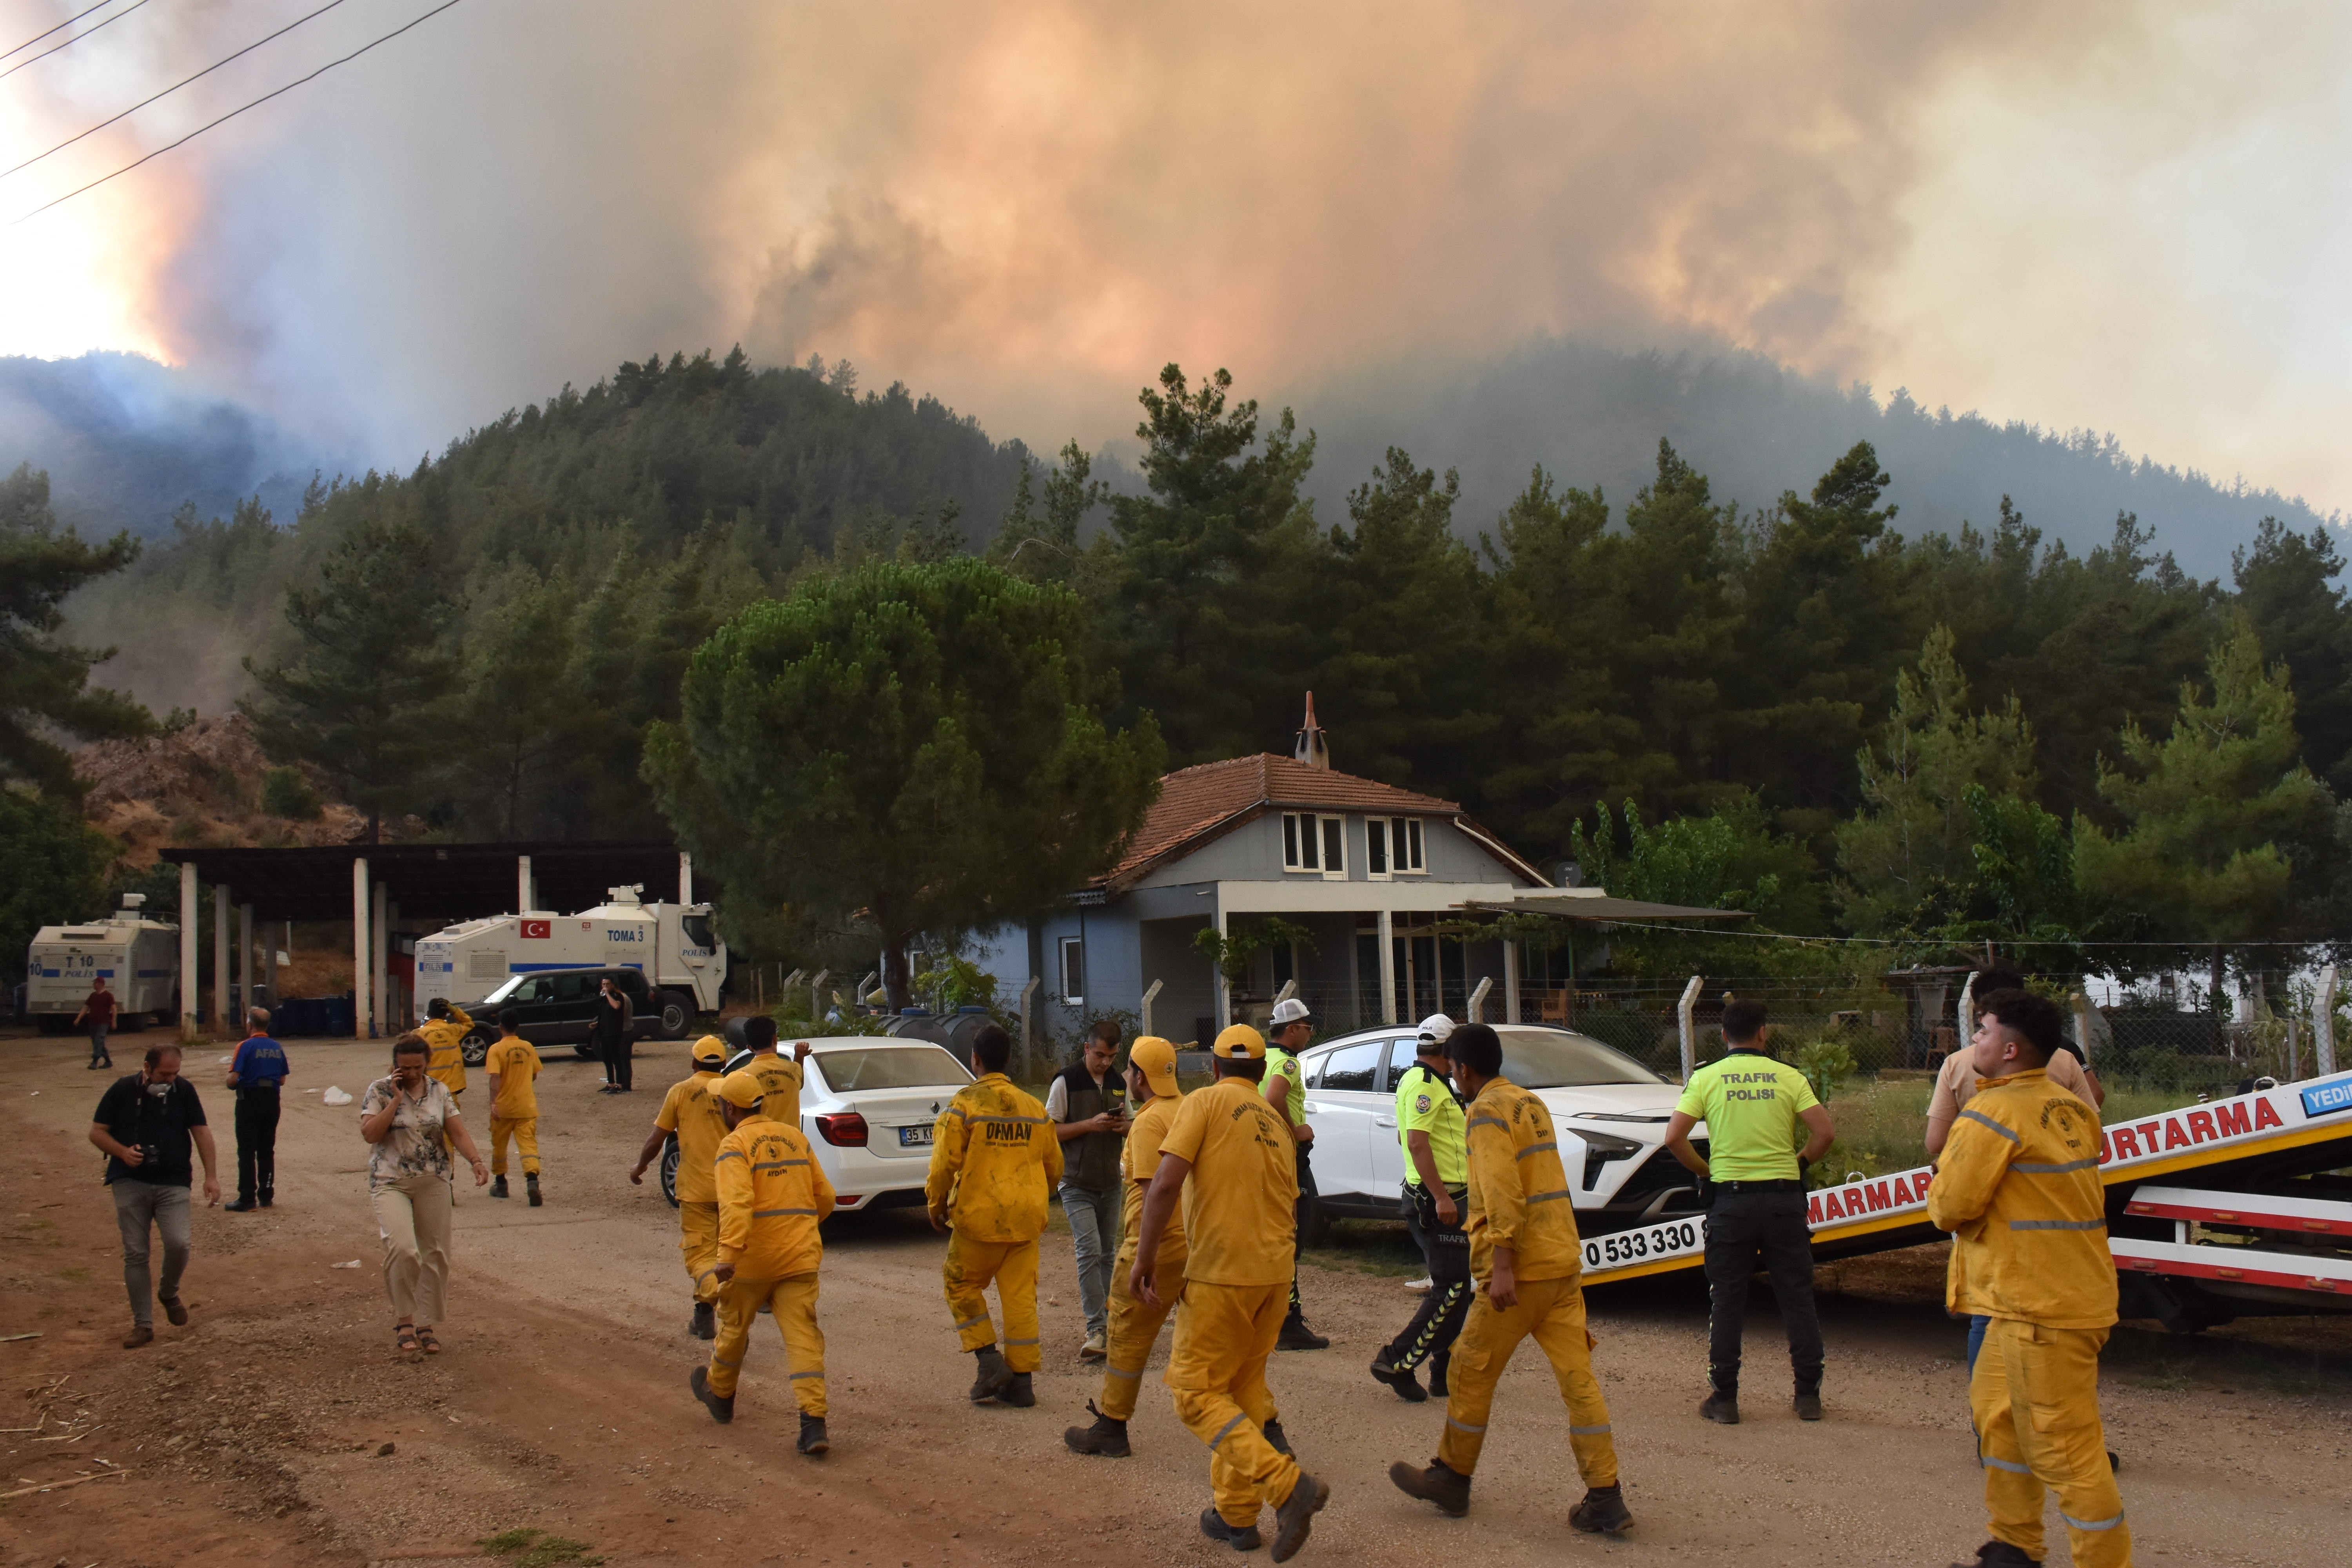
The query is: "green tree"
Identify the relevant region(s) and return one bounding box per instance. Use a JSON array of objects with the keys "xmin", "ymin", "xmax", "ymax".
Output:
[
  {"xmin": 2232, "ymin": 517, "xmax": 2352, "ymax": 789},
  {"xmin": 1835, "ymin": 626, "xmax": 2038, "ymax": 935},
  {"xmin": 2074, "ymin": 620, "xmax": 2337, "ymax": 947},
  {"xmin": 1568, "ymin": 793, "xmax": 1824, "ymax": 975},
  {"xmin": 0, "ymin": 464, "xmax": 151, "ymax": 791},
  {"xmin": 0, "ymin": 785, "xmax": 118, "ymax": 965},
  {"xmin": 643, "ymin": 558, "xmax": 1166, "ymax": 1009},
  {"xmin": 240, "ymin": 519, "xmax": 459, "ymax": 841},
  {"xmin": 987, "ymin": 440, "xmax": 1109, "ymax": 591}
]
